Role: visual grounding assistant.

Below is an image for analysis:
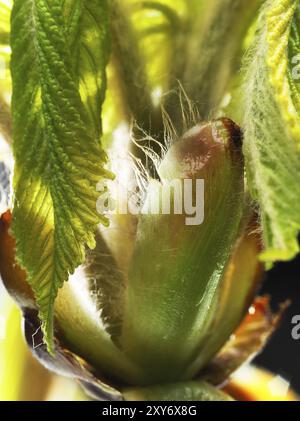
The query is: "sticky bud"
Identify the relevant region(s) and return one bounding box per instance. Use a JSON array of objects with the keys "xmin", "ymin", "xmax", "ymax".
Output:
[
  {"xmin": 158, "ymin": 117, "xmax": 242, "ymax": 181},
  {"xmin": 120, "ymin": 118, "xmax": 245, "ymax": 385}
]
